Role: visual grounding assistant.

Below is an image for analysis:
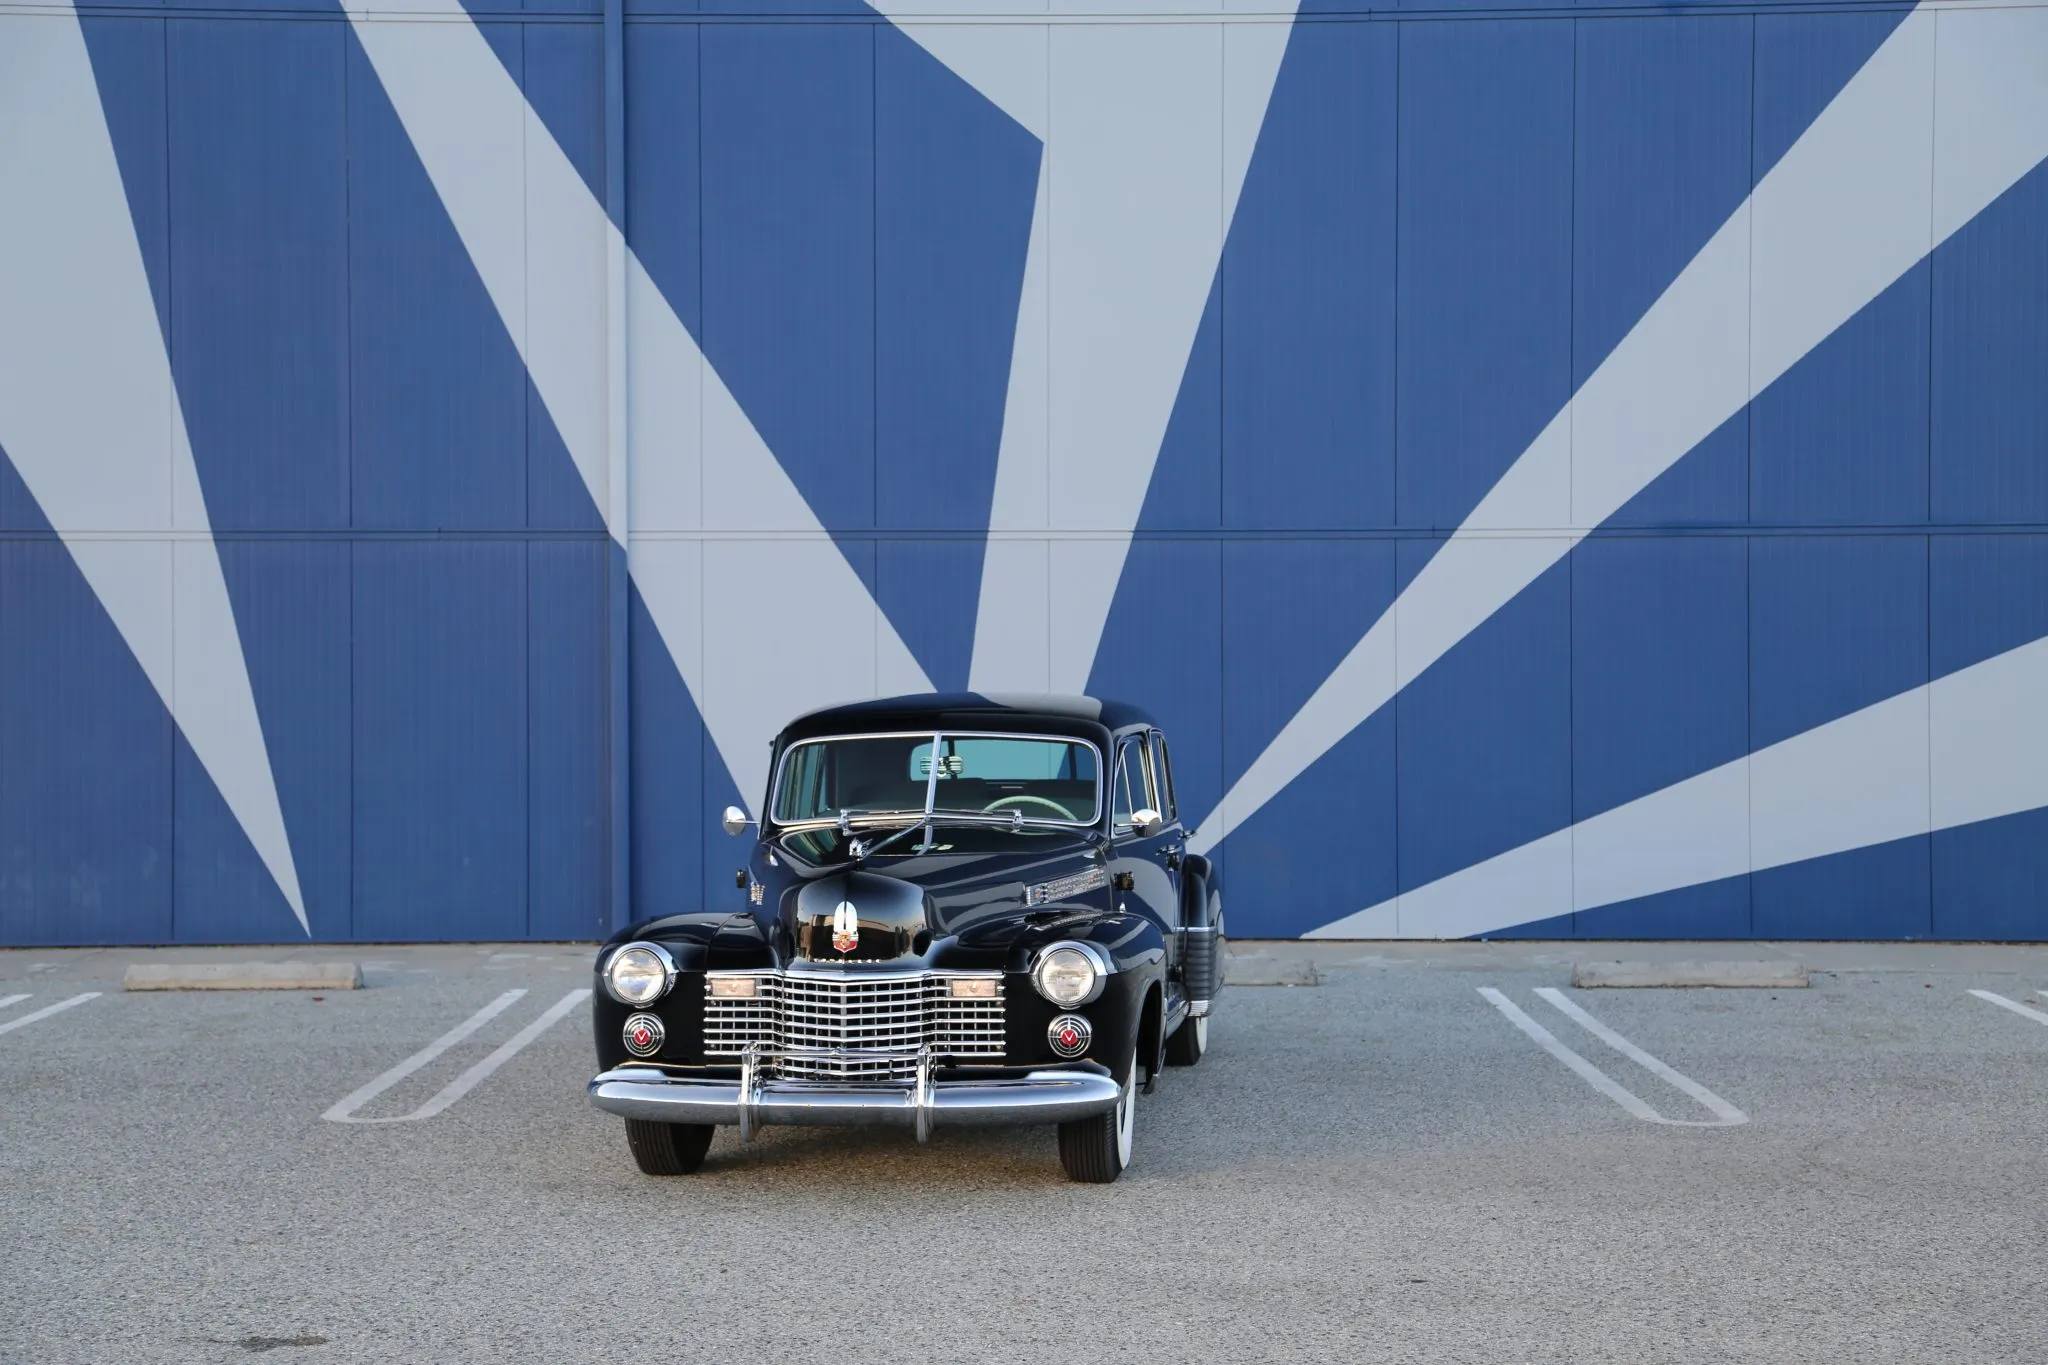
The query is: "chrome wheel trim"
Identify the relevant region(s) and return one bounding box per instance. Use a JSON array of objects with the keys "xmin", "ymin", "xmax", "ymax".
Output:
[
  {"xmin": 1114, "ymin": 1055, "xmax": 1136, "ymax": 1166},
  {"xmin": 1193, "ymin": 1014, "xmax": 1209, "ymax": 1054}
]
